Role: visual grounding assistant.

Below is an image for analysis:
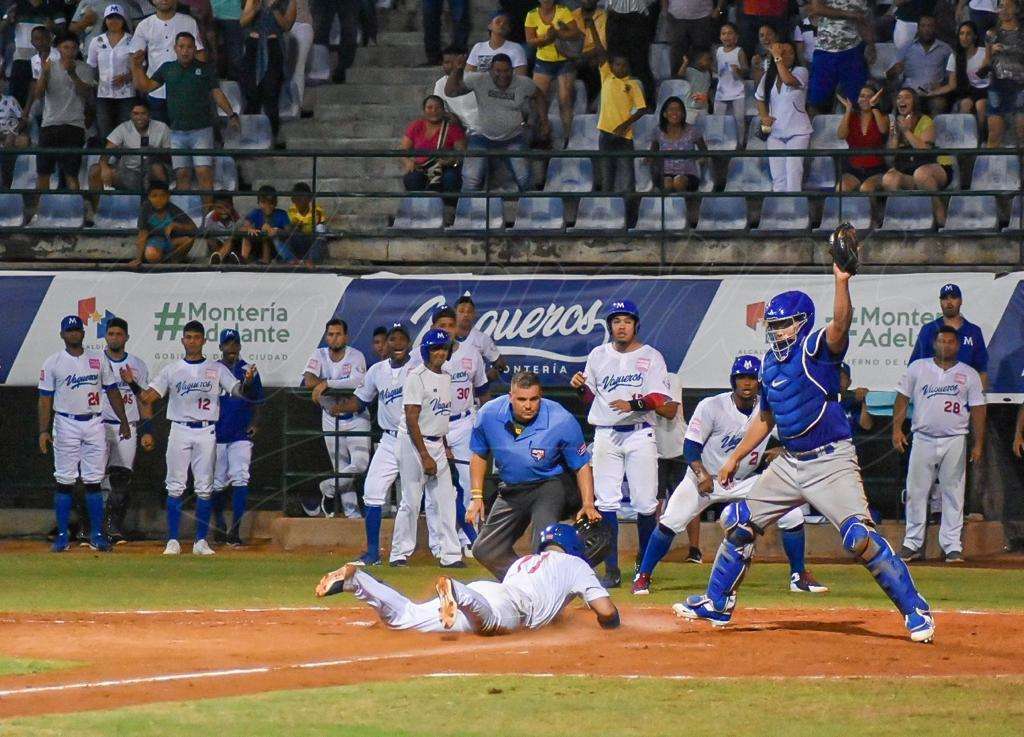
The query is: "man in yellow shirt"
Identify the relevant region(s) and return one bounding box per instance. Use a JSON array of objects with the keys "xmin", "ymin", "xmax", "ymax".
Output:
[
  {"xmin": 597, "ymin": 52, "xmax": 648, "ymax": 203},
  {"xmin": 287, "ymin": 182, "xmax": 327, "ymax": 263},
  {"xmin": 572, "ymin": 0, "xmax": 608, "ymax": 104}
]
